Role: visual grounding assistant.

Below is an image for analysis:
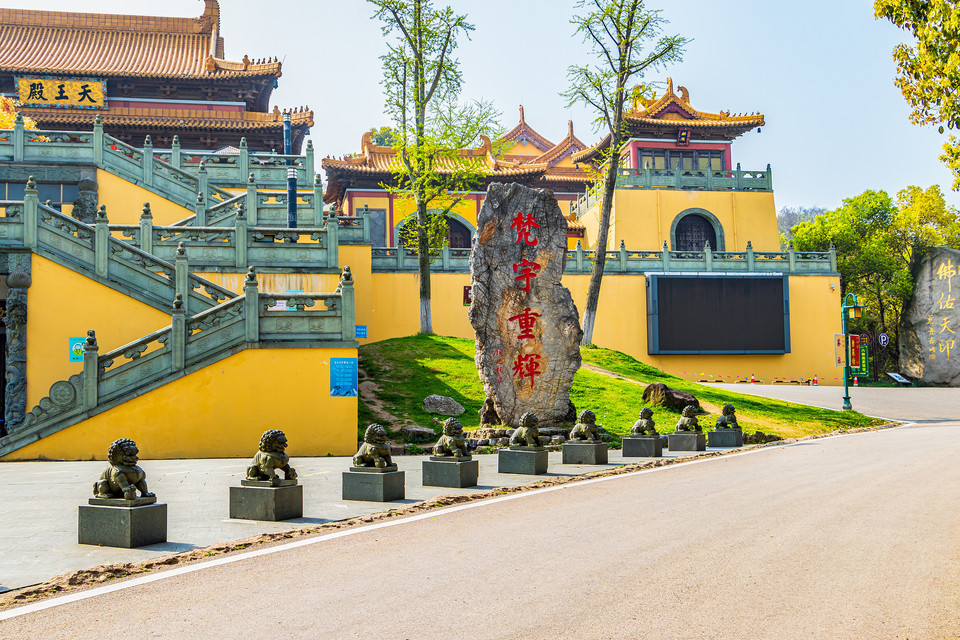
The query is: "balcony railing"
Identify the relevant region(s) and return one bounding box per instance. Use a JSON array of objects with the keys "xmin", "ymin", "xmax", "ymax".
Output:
[{"xmin": 571, "ymin": 163, "xmax": 773, "ymax": 218}]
